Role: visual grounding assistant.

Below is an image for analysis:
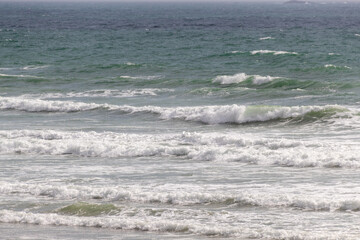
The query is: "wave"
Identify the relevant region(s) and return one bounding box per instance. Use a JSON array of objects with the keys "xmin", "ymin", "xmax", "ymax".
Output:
[
  {"xmin": 259, "ymin": 37, "xmax": 275, "ymax": 40},
  {"xmin": 324, "ymin": 64, "xmax": 351, "ymax": 69},
  {"xmin": 250, "ymin": 50, "xmax": 298, "ymax": 55},
  {"xmin": 212, "ymin": 75, "xmax": 354, "ymax": 92},
  {"xmin": 292, "ymin": 64, "xmax": 352, "ymax": 72},
  {"xmin": 94, "ymin": 62, "xmax": 143, "ymax": 69},
  {"xmin": 19, "ymin": 89, "xmax": 174, "ymax": 99},
  {"xmin": 223, "ymin": 50, "xmax": 298, "ymax": 57},
  {"xmin": 0, "ymin": 209, "xmax": 342, "ymax": 239},
  {"xmin": 0, "ymin": 97, "xmax": 112, "ymax": 112},
  {"xmin": 0, "ymin": 97, "xmax": 351, "ymax": 125},
  {"xmin": 2, "ymin": 181, "xmax": 360, "ymax": 212},
  {"xmin": 213, "ymin": 73, "xmax": 280, "ymax": 85},
  {"xmin": 355, "ymin": 34, "xmax": 360, "ymax": 37},
  {"xmin": 22, "ymin": 65, "xmax": 49, "ymax": 70},
  {"xmin": 0, "ymin": 130, "xmax": 359, "ymax": 168},
  {"xmin": 118, "ymin": 75, "xmax": 162, "ymax": 80},
  {"xmin": 57, "ymin": 202, "xmax": 120, "ymax": 216},
  {"xmin": 0, "ymin": 73, "xmax": 43, "ymax": 79}
]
